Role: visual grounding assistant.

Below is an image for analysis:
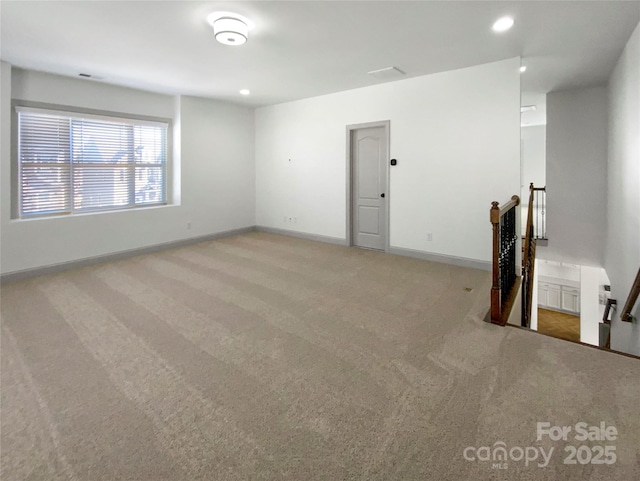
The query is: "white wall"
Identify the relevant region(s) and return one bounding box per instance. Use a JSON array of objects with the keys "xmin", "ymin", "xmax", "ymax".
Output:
[
  {"xmin": 179, "ymin": 95, "xmax": 255, "ymax": 233},
  {"xmin": 606, "ymin": 22, "xmax": 640, "ymax": 356},
  {"xmin": 1, "ymin": 67, "xmax": 255, "ymax": 275},
  {"xmin": 520, "ymin": 92, "xmax": 547, "ymax": 128},
  {"xmin": 544, "ymin": 86, "xmax": 608, "ymax": 267},
  {"xmin": 580, "ymin": 265, "xmax": 603, "ymax": 346},
  {"xmin": 255, "ymin": 58, "xmax": 521, "ymax": 263},
  {"xmin": 520, "ymin": 125, "xmax": 546, "ymax": 200},
  {"xmin": 537, "ymin": 260, "xmax": 580, "ymax": 283},
  {"xmin": 530, "ymin": 259, "xmax": 539, "ymax": 331},
  {"xmin": 1, "ymin": 62, "xmax": 12, "ymax": 263}
]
